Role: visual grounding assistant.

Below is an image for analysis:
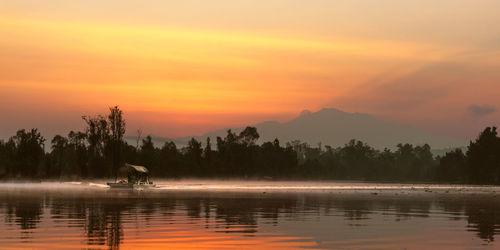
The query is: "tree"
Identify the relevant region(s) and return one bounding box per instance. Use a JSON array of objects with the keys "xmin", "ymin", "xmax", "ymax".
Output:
[
  {"xmin": 0, "ymin": 140, "xmax": 15, "ymax": 178},
  {"xmin": 11, "ymin": 129, "xmax": 45, "ymax": 178},
  {"xmin": 393, "ymin": 143, "xmax": 437, "ymax": 181},
  {"xmin": 186, "ymin": 138, "xmax": 203, "ymax": 175},
  {"xmin": 238, "ymin": 127, "xmax": 259, "ymax": 146},
  {"xmin": 49, "ymin": 135, "xmax": 68, "ymax": 177},
  {"xmin": 68, "ymin": 131, "xmax": 88, "ymax": 178},
  {"xmin": 437, "ymin": 149, "xmax": 466, "ymax": 182},
  {"xmin": 339, "ymin": 140, "xmax": 377, "ymax": 180},
  {"xmin": 158, "ymin": 141, "xmax": 180, "ymax": 177},
  {"xmin": 202, "ymin": 137, "xmax": 213, "ymax": 175},
  {"xmin": 413, "ymin": 144, "xmax": 436, "ymax": 181},
  {"xmin": 82, "ymin": 115, "xmax": 109, "ymax": 177},
  {"xmin": 138, "ymin": 136, "xmax": 156, "ymax": 174},
  {"xmin": 108, "ymin": 106, "xmax": 126, "ymax": 180},
  {"xmin": 466, "ymin": 127, "xmax": 500, "ymax": 184}
]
